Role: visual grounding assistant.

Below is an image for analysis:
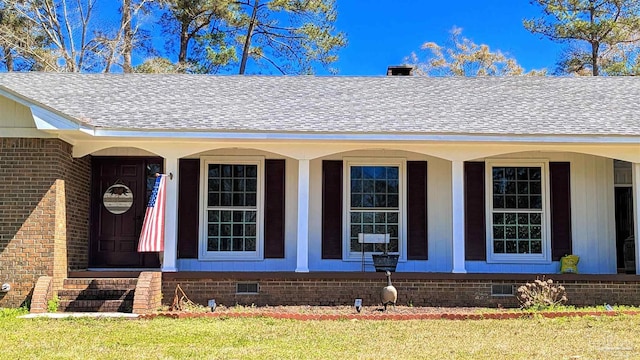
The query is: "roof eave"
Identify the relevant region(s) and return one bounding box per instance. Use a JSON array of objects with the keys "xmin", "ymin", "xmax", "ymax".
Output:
[{"xmin": 80, "ymin": 128, "xmax": 640, "ymax": 144}]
